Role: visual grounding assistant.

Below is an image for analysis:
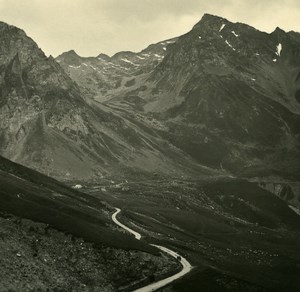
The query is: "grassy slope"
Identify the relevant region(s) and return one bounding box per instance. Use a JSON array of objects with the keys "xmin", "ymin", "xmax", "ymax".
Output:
[
  {"xmin": 202, "ymin": 179, "xmax": 300, "ymax": 229},
  {"xmin": 0, "ymin": 155, "xmax": 157, "ymax": 254}
]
